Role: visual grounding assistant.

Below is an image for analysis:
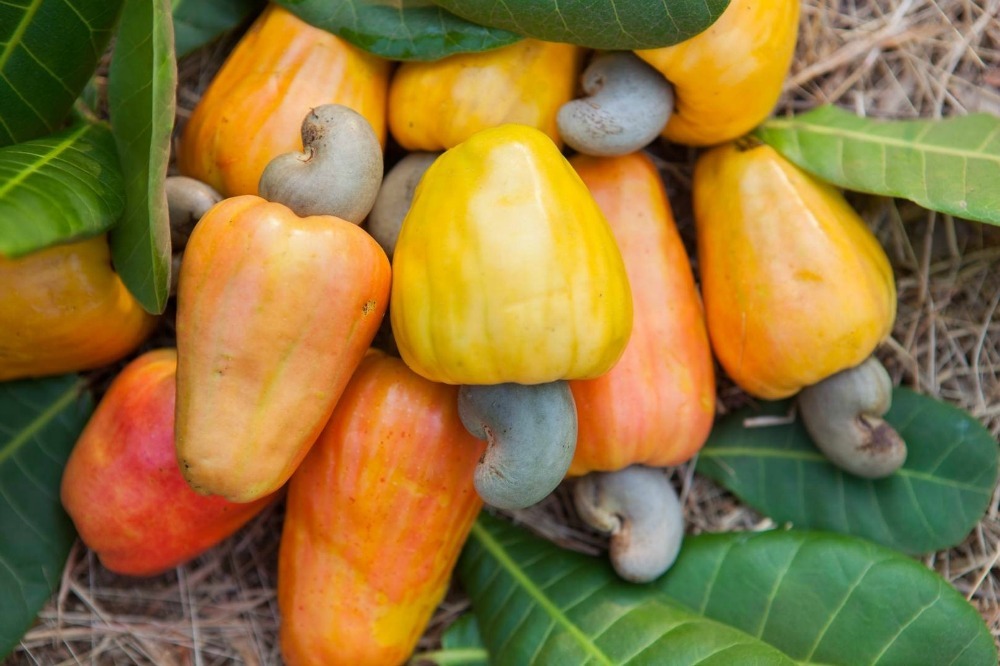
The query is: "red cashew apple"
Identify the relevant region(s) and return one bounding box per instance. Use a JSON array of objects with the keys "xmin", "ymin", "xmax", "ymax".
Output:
[{"xmin": 60, "ymin": 349, "xmax": 279, "ymax": 577}]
